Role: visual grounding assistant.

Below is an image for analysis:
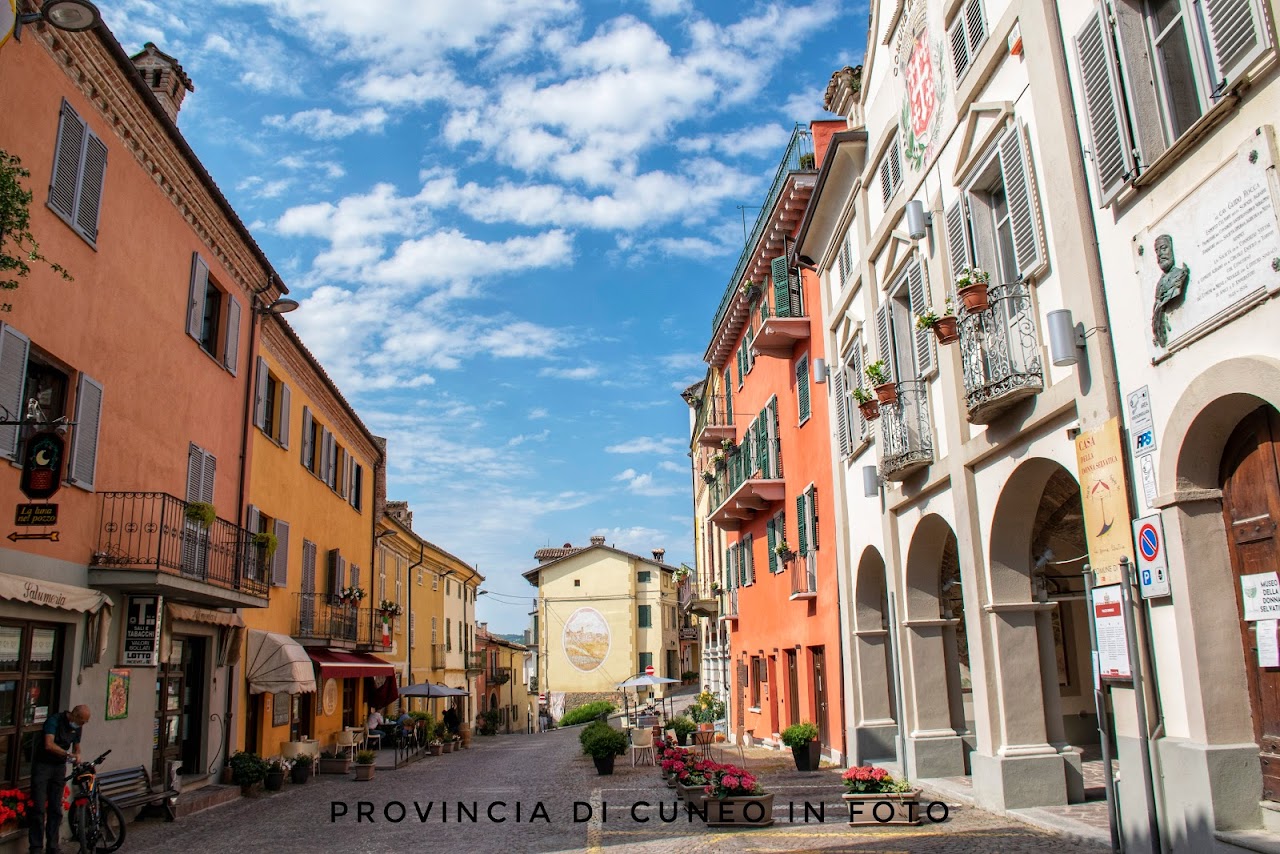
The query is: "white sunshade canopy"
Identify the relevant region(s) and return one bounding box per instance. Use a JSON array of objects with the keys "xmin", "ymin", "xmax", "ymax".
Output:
[{"xmin": 245, "ymin": 629, "xmax": 316, "ymax": 695}]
